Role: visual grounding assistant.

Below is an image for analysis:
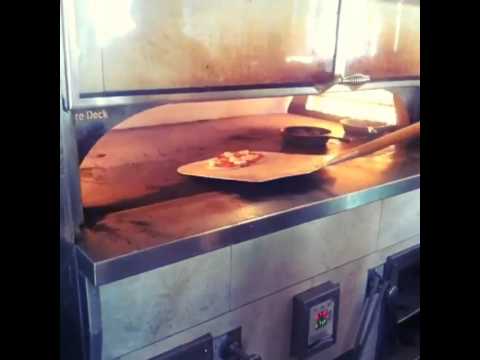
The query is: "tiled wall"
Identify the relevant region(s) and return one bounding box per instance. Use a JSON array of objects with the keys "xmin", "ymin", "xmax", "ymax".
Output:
[
  {"xmin": 100, "ymin": 248, "xmax": 231, "ymax": 360},
  {"xmin": 230, "ymin": 201, "xmax": 381, "ymax": 309},
  {"xmin": 378, "ymin": 189, "xmax": 420, "ymax": 248},
  {"xmin": 98, "ymin": 189, "xmax": 420, "ymax": 360}
]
